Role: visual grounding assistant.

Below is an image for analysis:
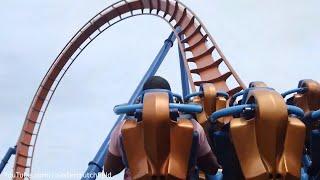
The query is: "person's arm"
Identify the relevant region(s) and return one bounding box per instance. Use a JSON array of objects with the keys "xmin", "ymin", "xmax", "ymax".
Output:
[
  {"xmin": 103, "ymin": 121, "xmax": 126, "ymax": 176},
  {"xmin": 104, "ymin": 151, "xmax": 125, "ymax": 176},
  {"xmin": 193, "ymin": 120, "xmax": 221, "ymax": 174},
  {"xmin": 197, "ymin": 151, "xmax": 220, "ymax": 175}
]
